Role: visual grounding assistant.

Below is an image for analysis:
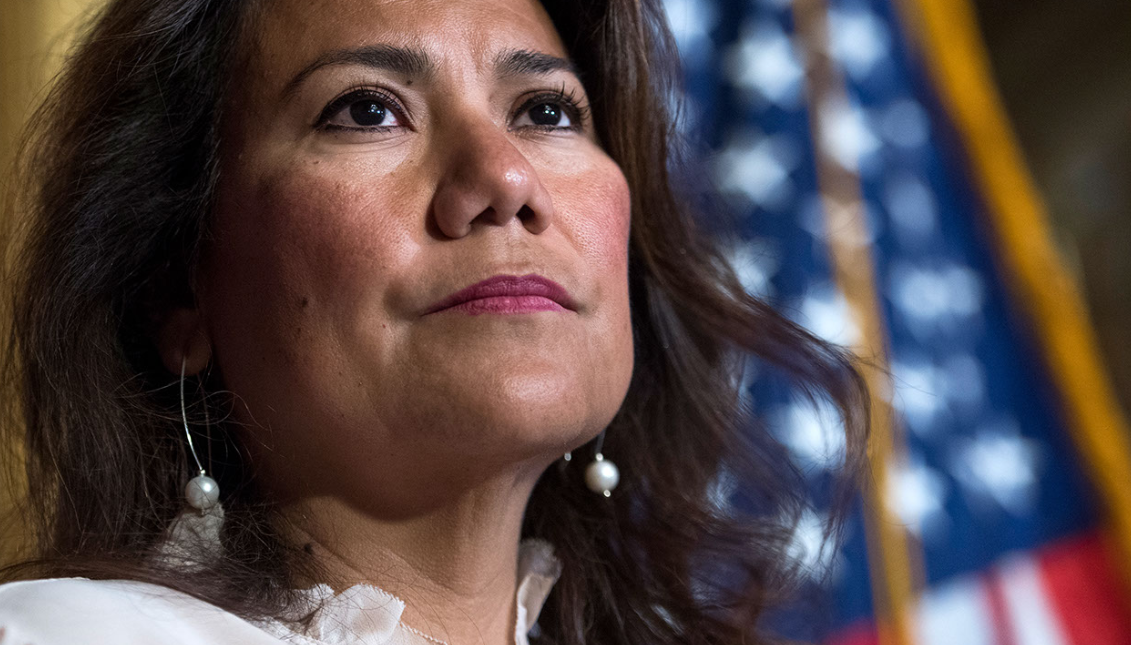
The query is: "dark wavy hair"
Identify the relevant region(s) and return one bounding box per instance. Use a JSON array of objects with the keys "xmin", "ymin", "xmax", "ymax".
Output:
[{"xmin": 0, "ymin": 0, "xmax": 869, "ymax": 643}]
